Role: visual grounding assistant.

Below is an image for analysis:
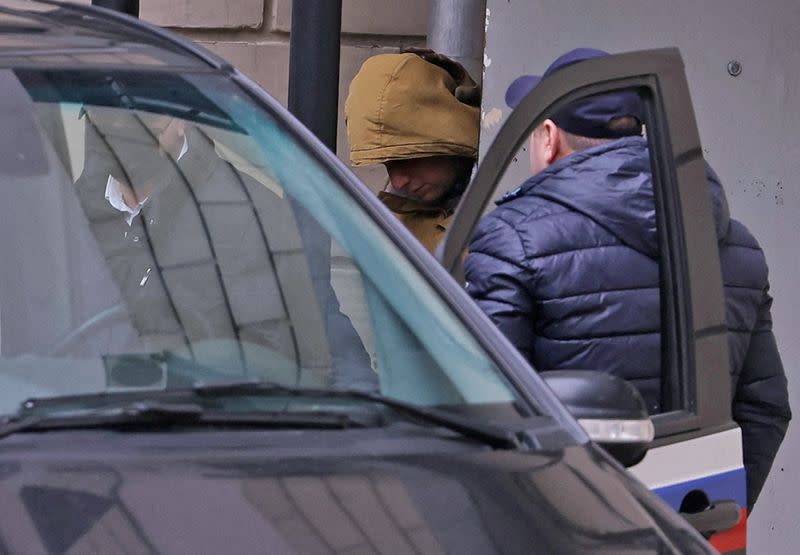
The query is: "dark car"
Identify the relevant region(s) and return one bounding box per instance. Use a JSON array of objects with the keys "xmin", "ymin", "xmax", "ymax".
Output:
[{"xmin": 0, "ymin": 1, "xmax": 720, "ymax": 553}]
